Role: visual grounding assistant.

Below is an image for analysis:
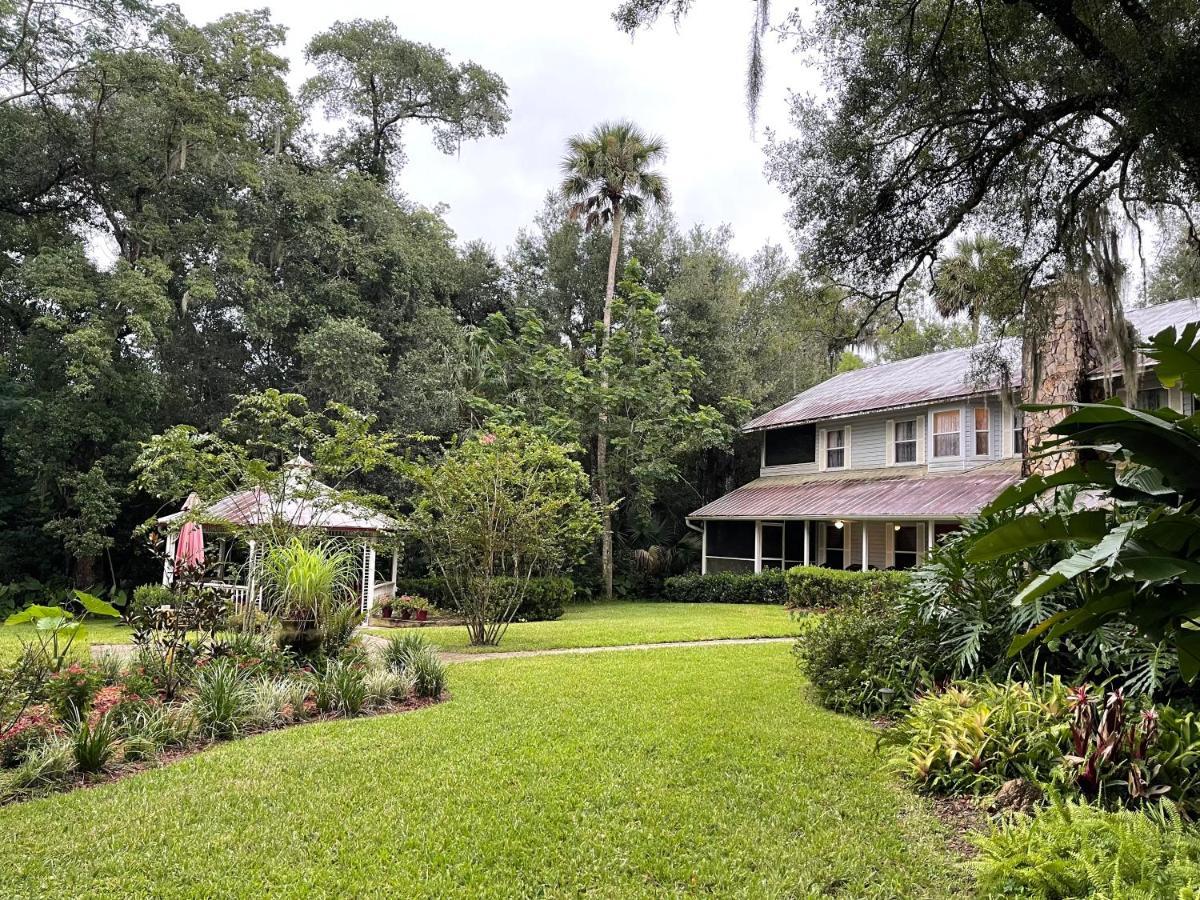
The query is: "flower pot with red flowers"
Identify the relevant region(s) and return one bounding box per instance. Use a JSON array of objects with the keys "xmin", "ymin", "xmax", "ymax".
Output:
[{"xmin": 395, "ymin": 594, "xmax": 430, "ymax": 622}]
